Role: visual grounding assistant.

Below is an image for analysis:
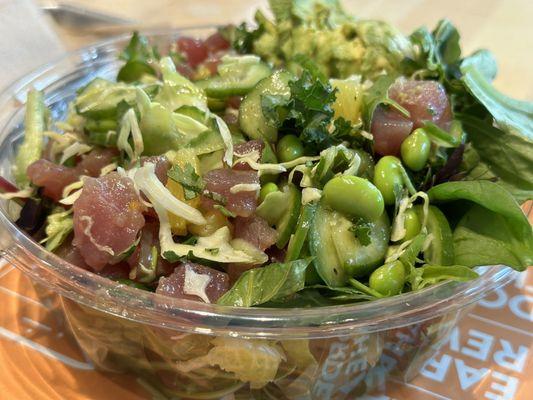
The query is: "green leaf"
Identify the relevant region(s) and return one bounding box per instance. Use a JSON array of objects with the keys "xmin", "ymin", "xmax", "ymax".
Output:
[
  {"xmin": 312, "ymin": 144, "xmax": 359, "ymax": 187},
  {"xmin": 406, "ymin": 19, "xmax": 461, "ymax": 79},
  {"xmin": 347, "ymin": 278, "xmax": 383, "ymax": 298},
  {"xmin": 415, "ymin": 264, "xmax": 479, "ymax": 290},
  {"xmin": 263, "ymin": 289, "xmax": 339, "ymax": 307},
  {"xmin": 461, "ymin": 49, "xmax": 497, "ymax": 81},
  {"xmin": 398, "ymin": 233, "xmax": 427, "ymax": 289},
  {"xmin": 428, "ymin": 181, "xmax": 531, "ymax": 239},
  {"xmin": 460, "ymin": 63, "xmax": 533, "ymax": 140},
  {"xmin": 117, "ymin": 32, "xmax": 158, "ymax": 82},
  {"xmin": 217, "ymin": 258, "xmax": 313, "ymax": 307},
  {"xmin": 361, "ymin": 75, "xmax": 409, "ymax": 130},
  {"xmin": 458, "ymin": 115, "xmax": 533, "ymax": 201},
  {"xmin": 432, "ymin": 19, "xmax": 461, "ymax": 67},
  {"xmin": 167, "ymin": 163, "xmax": 205, "ymax": 200},
  {"xmin": 428, "ymin": 181, "xmax": 533, "ymax": 270},
  {"xmin": 308, "ymin": 284, "xmax": 377, "ymax": 301},
  {"xmin": 453, "ymin": 205, "xmax": 533, "ymax": 271},
  {"xmin": 349, "ymin": 219, "xmax": 372, "ymax": 246},
  {"xmin": 42, "ymin": 207, "xmax": 73, "ymax": 252}
]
